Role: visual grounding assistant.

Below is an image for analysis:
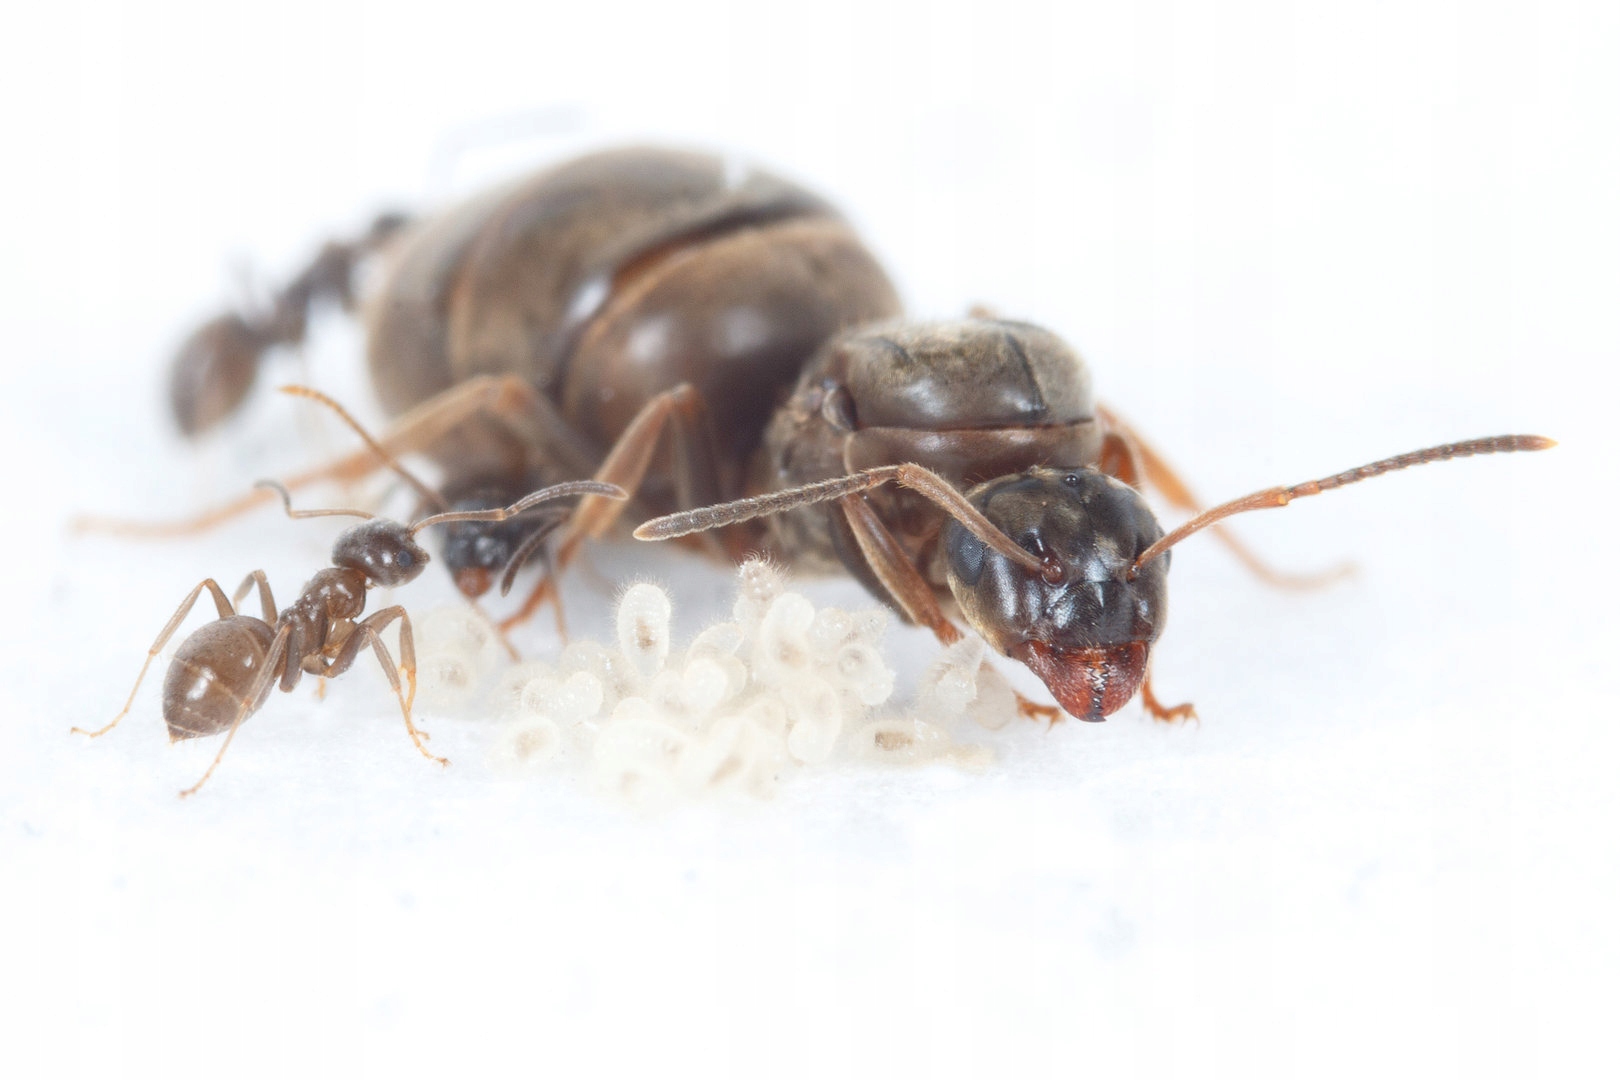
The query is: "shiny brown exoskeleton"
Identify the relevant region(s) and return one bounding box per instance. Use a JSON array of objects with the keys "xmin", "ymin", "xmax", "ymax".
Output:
[
  {"xmin": 150, "ymin": 149, "xmax": 1552, "ymax": 725},
  {"xmin": 76, "ymin": 396, "xmax": 623, "ymax": 796}
]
